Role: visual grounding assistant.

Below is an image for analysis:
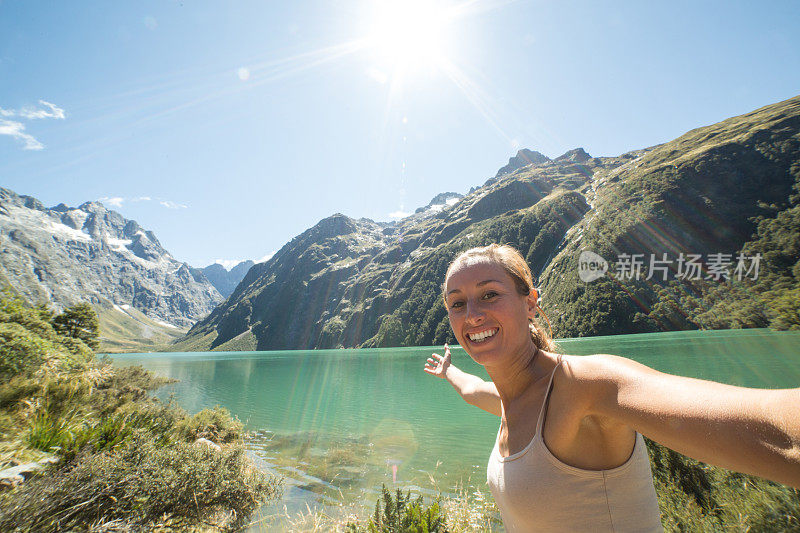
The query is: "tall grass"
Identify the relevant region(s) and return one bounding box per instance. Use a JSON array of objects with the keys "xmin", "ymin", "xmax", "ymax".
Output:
[{"xmin": 0, "ymin": 434, "xmax": 282, "ymax": 532}]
